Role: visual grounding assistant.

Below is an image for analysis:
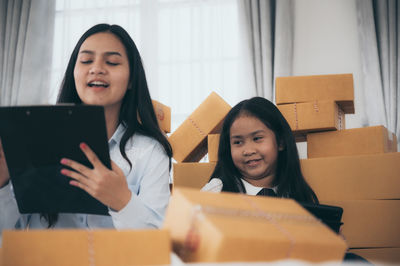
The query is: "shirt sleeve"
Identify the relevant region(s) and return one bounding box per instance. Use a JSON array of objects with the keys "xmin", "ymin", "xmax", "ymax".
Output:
[
  {"xmin": 201, "ymin": 178, "xmax": 223, "ymax": 193},
  {"xmin": 0, "ymin": 182, "xmax": 21, "ymax": 243},
  {"xmin": 109, "ymin": 141, "xmax": 170, "ymax": 229}
]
